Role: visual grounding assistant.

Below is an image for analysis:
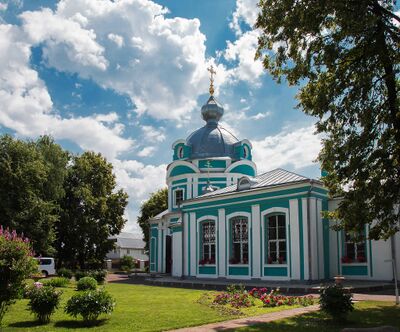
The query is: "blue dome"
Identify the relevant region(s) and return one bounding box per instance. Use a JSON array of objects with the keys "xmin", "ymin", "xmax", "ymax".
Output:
[
  {"xmin": 186, "ymin": 95, "xmax": 239, "ymax": 159},
  {"xmin": 201, "ymin": 96, "xmax": 224, "ymax": 123},
  {"xmin": 186, "ymin": 124, "xmax": 239, "ymax": 159}
]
